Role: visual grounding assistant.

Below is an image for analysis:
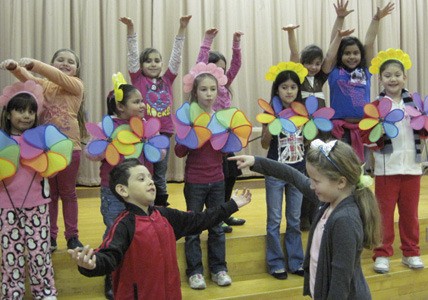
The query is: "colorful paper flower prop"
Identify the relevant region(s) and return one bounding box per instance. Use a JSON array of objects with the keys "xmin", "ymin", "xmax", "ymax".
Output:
[
  {"xmin": 85, "ymin": 115, "xmax": 136, "ymax": 166},
  {"xmin": 359, "ymin": 98, "xmax": 404, "ymax": 142},
  {"xmin": 405, "ymin": 93, "xmax": 428, "ymax": 131},
  {"xmin": 0, "ymin": 80, "xmax": 44, "ymax": 116},
  {"xmin": 0, "ymin": 130, "xmax": 20, "ymax": 180},
  {"xmin": 289, "ymin": 96, "xmax": 335, "ymax": 141},
  {"xmin": 265, "ymin": 62, "xmax": 308, "ymax": 83},
  {"xmin": 208, "ymin": 107, "xmax": 252, "ymax": 153},
  {"xmin": 19, "ymin": 125, "xmax": 73, "ymax": 177},
  {"xmin": 369, "ymin": 48, "xmax": 412, "ymax": 75},
  {"xmin": 256, "ymin": 97, "xmax": 297, "ymax": 135},
  {"xmin": 172, "ymin": 102, "xmax": 212, "ymax": 149},
  {"xmin": 117, "ymin": 117, "xmax": 169, "ymax": 163},
  {"xmin": 183, "ymin": 62, "xmax": 228, "ymax": 93}
]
